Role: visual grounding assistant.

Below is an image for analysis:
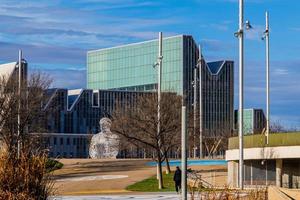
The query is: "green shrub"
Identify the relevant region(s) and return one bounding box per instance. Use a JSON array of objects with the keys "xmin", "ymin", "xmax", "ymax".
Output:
[{"xmin": 46, "ymin": 159, "xmax": 63, "ymax": 172}]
